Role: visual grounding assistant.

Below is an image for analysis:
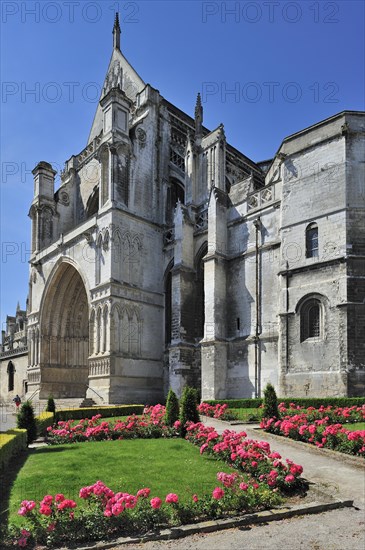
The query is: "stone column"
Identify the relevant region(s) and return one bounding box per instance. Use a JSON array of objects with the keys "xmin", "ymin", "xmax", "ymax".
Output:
[
  {"xmin": 201, "ymin": 187, "xmax": 228, "ymax": 400},
  {"xmin": 168, "ymin": 202, "xmax": 197, "ymax": 397}
]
